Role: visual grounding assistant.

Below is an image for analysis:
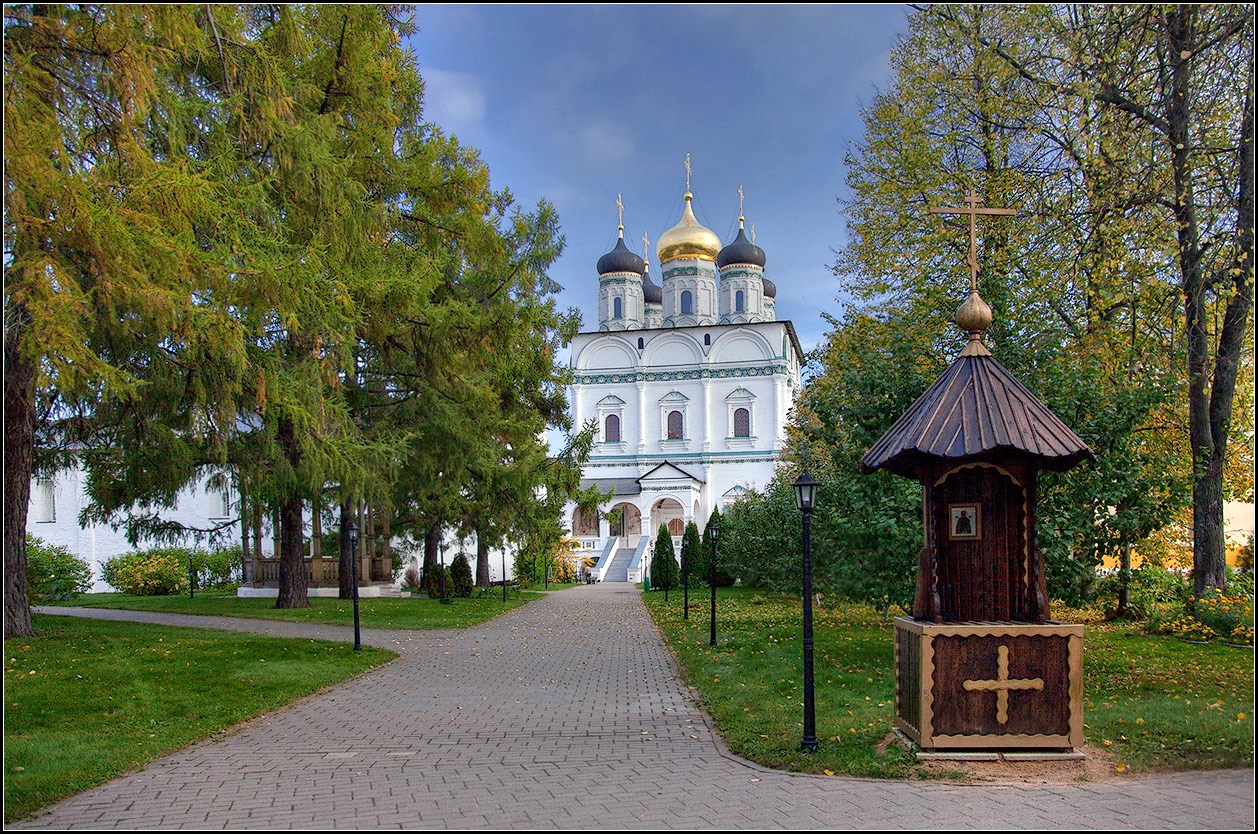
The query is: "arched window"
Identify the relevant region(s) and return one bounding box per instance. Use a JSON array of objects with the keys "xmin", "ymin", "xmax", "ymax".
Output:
[
  {"xmin": 733, "ymin": 407, "xmax": 751, "ymax": 438},
  {"xmin": 680, "ymin": 290, "xmax": 693, "ymax": 315},
  {"xmin": 735, "ymin": 290, "xmax": 745, "ymax": 312},
  {"xmin": 667, "ymin": 410, "xmax": 684, "ymax": 439},
  {"xmin": 604, "ymin": 413, "xmax": 621, "ymax": 442},
  {"xmin": 637, "ymin": 337, "xmax": 644, "ymax": 349},
  {"xmin": 613, "ymin": 297, "xmax": 623, "ymax": 319}
]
